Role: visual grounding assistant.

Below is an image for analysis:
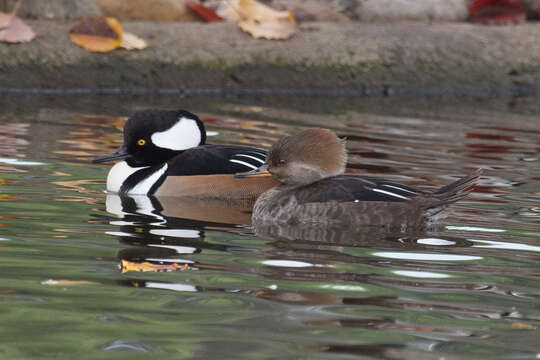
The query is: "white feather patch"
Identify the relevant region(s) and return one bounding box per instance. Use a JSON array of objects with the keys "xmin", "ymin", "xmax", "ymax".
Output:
[
  {"xmin": 106, "ymin": 161, "xmax": 148, "ymax": 193},
  {"xmin": 234, "ymin": 154, "xmax": 265, "ymax": 163},
  {"xmin": 382, "ymin": 184, "xmax": 418, "ymax": 194},
  {"xmin": 129, "ymin": 163, "xmax": 168, "ymax": 195},
  {"xmin": 229, "ymin": 159, "xmax": 258, "ymax": 170},
  {"xmin": 372, "ymin": 188, "xmax": 409, "ymax": 200},
  {"xmin": 151, "ymin": 116, "xmax": 201, "ymax": 151}
]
